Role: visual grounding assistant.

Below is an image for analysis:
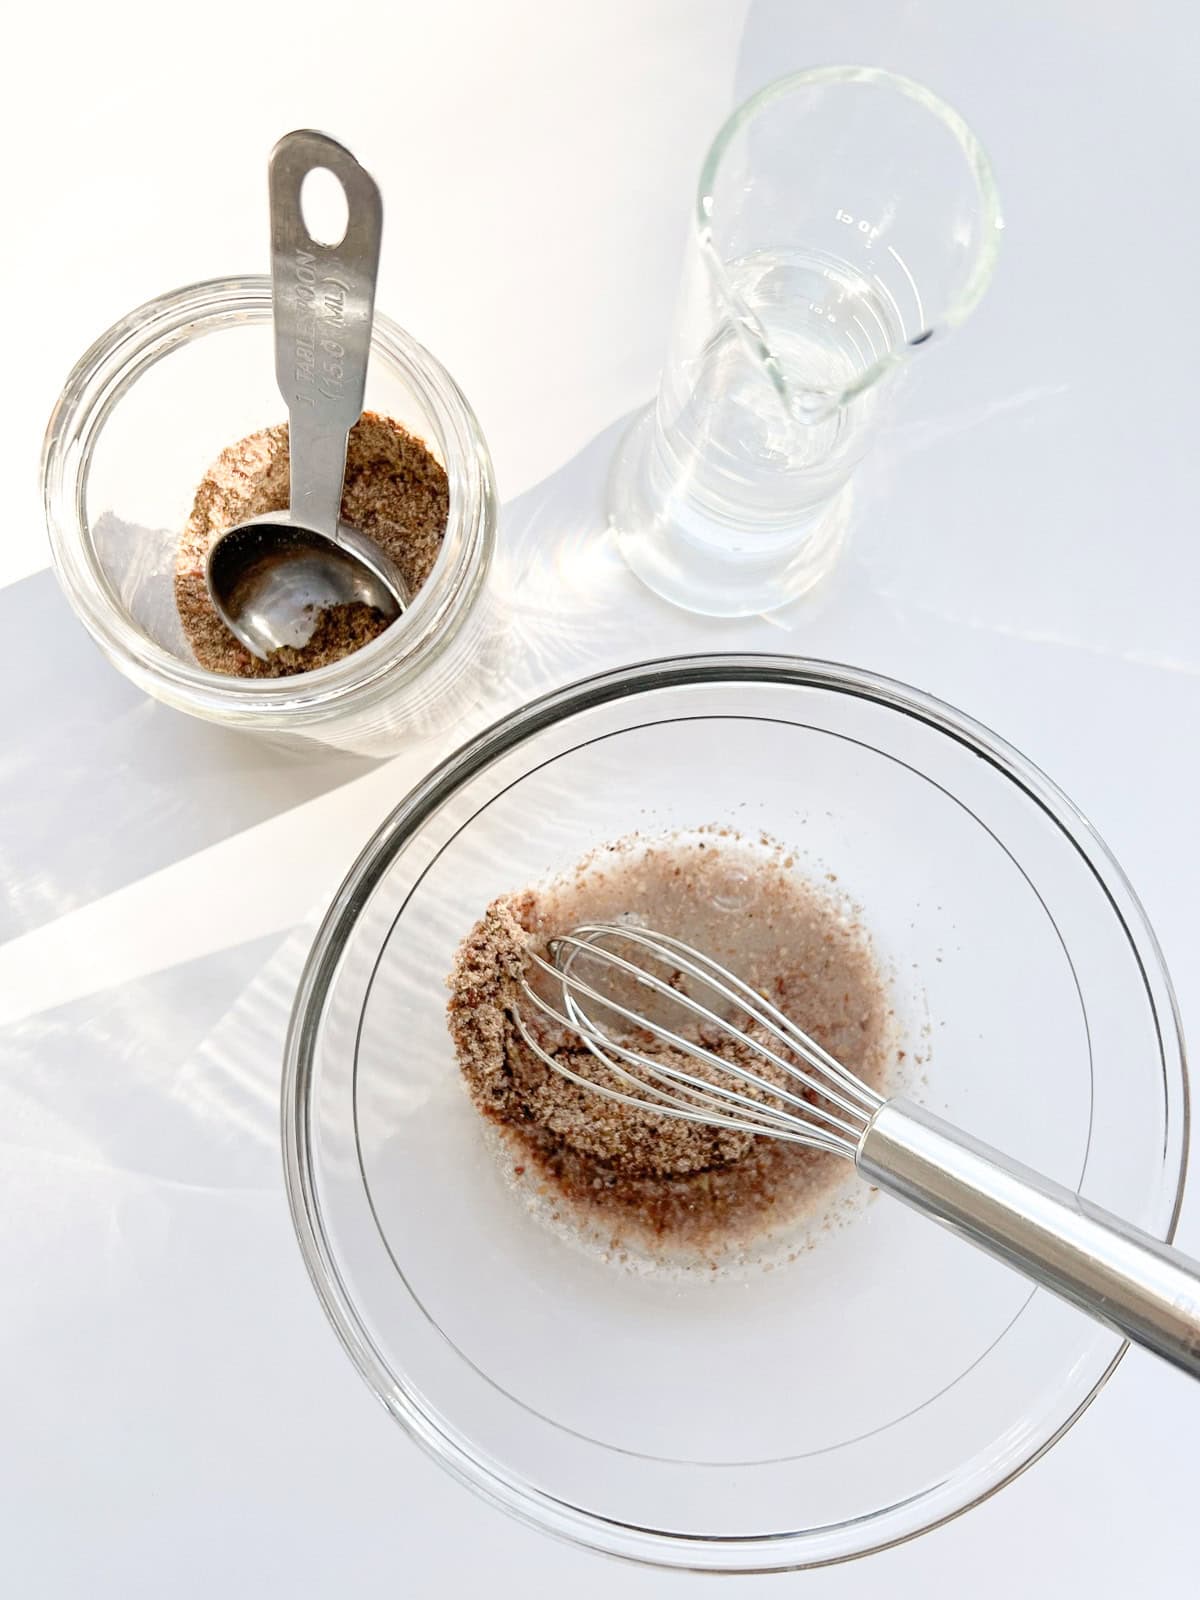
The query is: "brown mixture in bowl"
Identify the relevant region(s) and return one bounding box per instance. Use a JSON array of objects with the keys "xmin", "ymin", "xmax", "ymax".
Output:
[{"xmin": 447, "ymin": 831, "xmax": 898, "ymax": 1260}]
